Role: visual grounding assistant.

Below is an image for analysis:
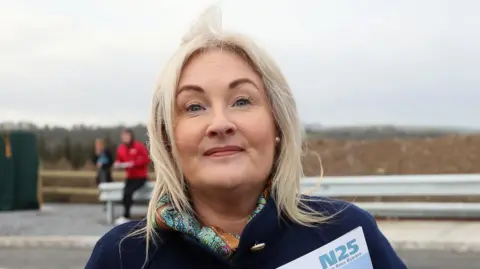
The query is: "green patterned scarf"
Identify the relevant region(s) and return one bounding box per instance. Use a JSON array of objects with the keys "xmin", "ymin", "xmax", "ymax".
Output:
[{"xmin": 152, "ymin": 189, "xmax": 269, "ymax": 259}]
